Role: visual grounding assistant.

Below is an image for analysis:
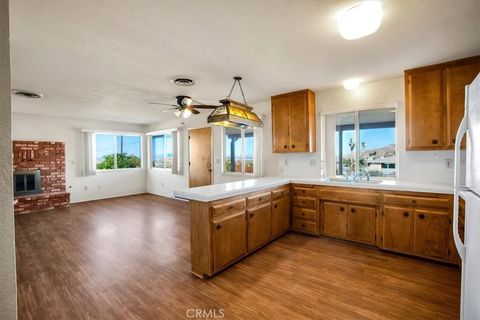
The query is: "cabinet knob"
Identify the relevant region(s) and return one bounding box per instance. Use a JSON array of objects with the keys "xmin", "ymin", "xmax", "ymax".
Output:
[
  {"xmin": 432, "ymin": 139, "xmax": 438, "ymax": 145},
  {"xmin": 351, "ymin": 208, "xmax": 356, "ymax": 213},
  {"xmin": 258, "ymin": 198, "xmax": 262, "ymax": 201},
  {"xmin": 284, "ymin": 145, "xmax": 288, "ymax": 149},
  {"xmin": 452, "ymin": 138, "xmax": 456, "ymax": 144},
  {"xmin": 249, "ymin": 213, "xmax": 254, "ymax": 218},
  {"xmin": 302, "ymin": 223, "xmax": 305, "ymax": 227},
  {"xmin": 403, "ymin": 212, "xmax": 409, "ymax": 217},
  {"xmin": 228, "ymin": 206, "xmax": 234, "ymax": 210},
  {"xmin": 292, "ymin": 144, "xmax": 296, "ymax": 149},
  {"xmin": 302, "ymin": 212, "xmax": 305, "ymax": 216},
  {"xmin": 216, "ymin": 224, "xmax": 222, "ymax": 230},
  {"xmin": 302, "ymin": 190, "xmax": 306, "ymax": 193},
  {"xmin": 274, "ymin": 204, "xmax": 277, "ymax": 209},
  {"xmin": 419, "ymin": 213, "xmax": 425, "ymax": 220},
  {"xmin": 340, "ymin": 207, "xmax": 345, "ymax": 212},
  {"xmin": 412, "ymin": 200, "xmax": 417, "ymax": 204}
]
